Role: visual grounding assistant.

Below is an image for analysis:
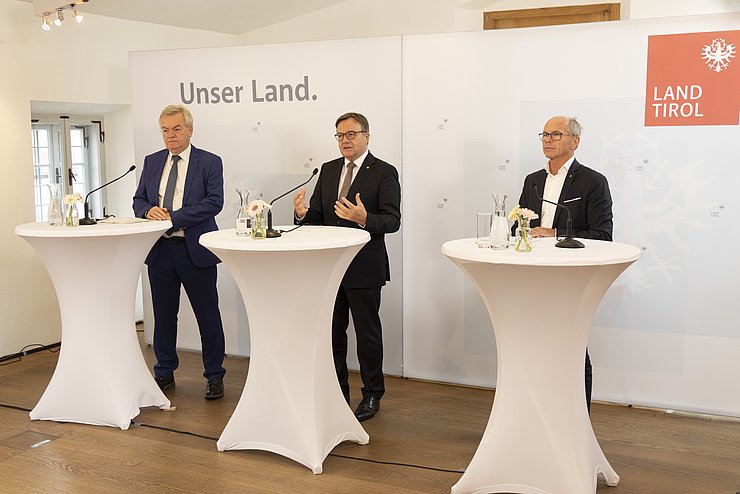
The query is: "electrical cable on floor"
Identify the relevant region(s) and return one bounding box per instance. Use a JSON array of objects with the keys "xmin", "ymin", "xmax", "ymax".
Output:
[
  {"xmin": 0, "ymin": 403, "xmax": 32, "ymax": 412},
  {"xmin": 134, "ymin": 420, "xmax": 464, "ymax": 474},
  {"xmin": 134, "ymin": 421, "xmax": 220, "ymax": 442},
  {"xmin": 0, "ymin": 342, "xmax": 61, "ymax": 366},
  {"xmin": 327, "ymin": 452, "xmax": 464, "ymax": 473},
  {"xmin": 2, "ymin": 403, "xmax": 464, "ymax": 474}
]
